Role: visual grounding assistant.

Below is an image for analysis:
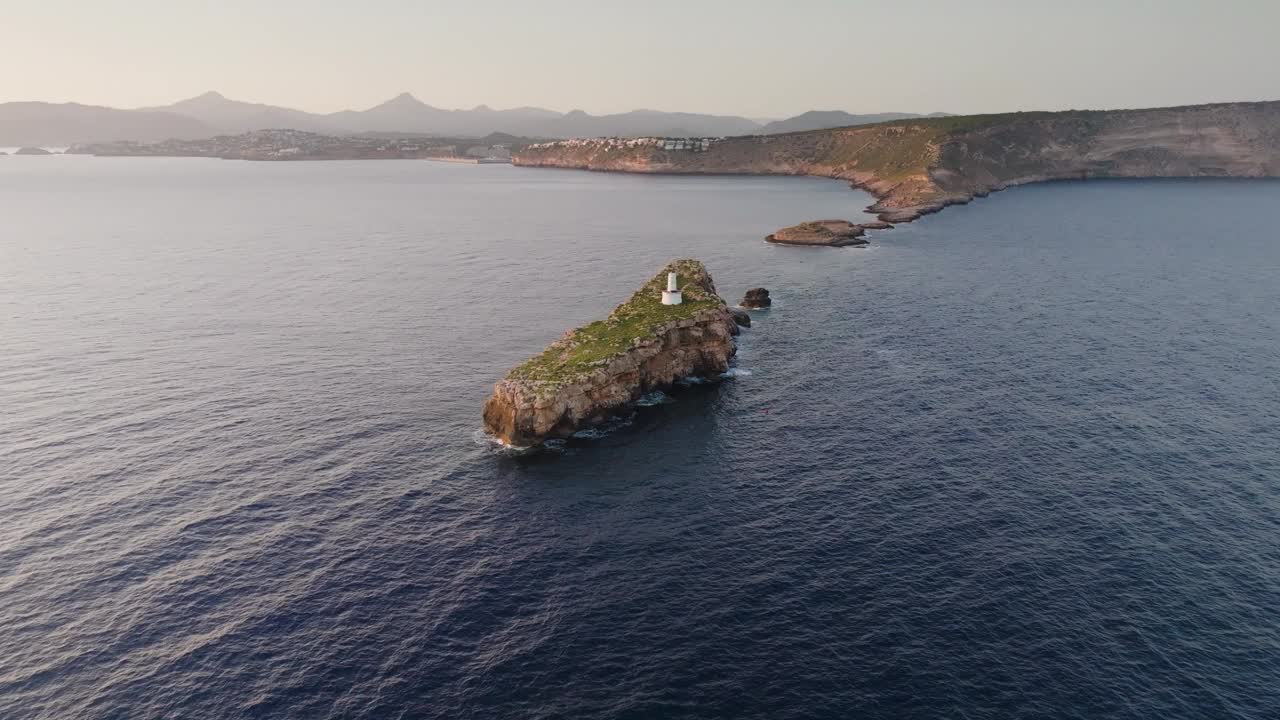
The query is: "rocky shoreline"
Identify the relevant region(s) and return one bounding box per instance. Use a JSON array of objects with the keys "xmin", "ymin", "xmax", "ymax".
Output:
[
  {"xmin": 514, "ymin": 100, "xmax": 1280, "ymax": 226},
  {"xmin": 483, "ymin": 259, "xmax": 739, "ymax": 447}
]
